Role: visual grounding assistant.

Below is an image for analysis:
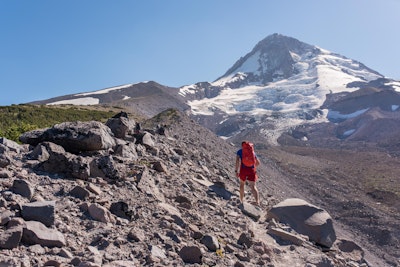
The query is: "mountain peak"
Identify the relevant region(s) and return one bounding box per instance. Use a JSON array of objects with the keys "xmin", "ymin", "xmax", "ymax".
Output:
[
  {"xmin": 183, "ymin": 34, "xmax": 394, "ymax": 145},
  {"xmin": 218, "ymin": 33, "xmax": 319, "ymax": 85}
]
